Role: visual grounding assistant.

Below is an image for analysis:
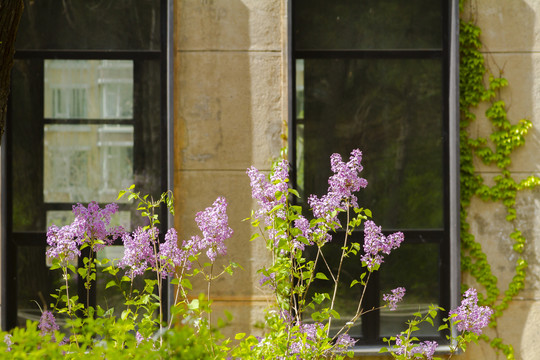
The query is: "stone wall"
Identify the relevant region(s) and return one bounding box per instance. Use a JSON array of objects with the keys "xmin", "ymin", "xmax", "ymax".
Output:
[
  {"xmin": 458, "ymin": 0, "xmax": 540, "ymax": 359},
  {"xmin": 173, "ymin": 0, "xmax": 286, "ymax": 335}
]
